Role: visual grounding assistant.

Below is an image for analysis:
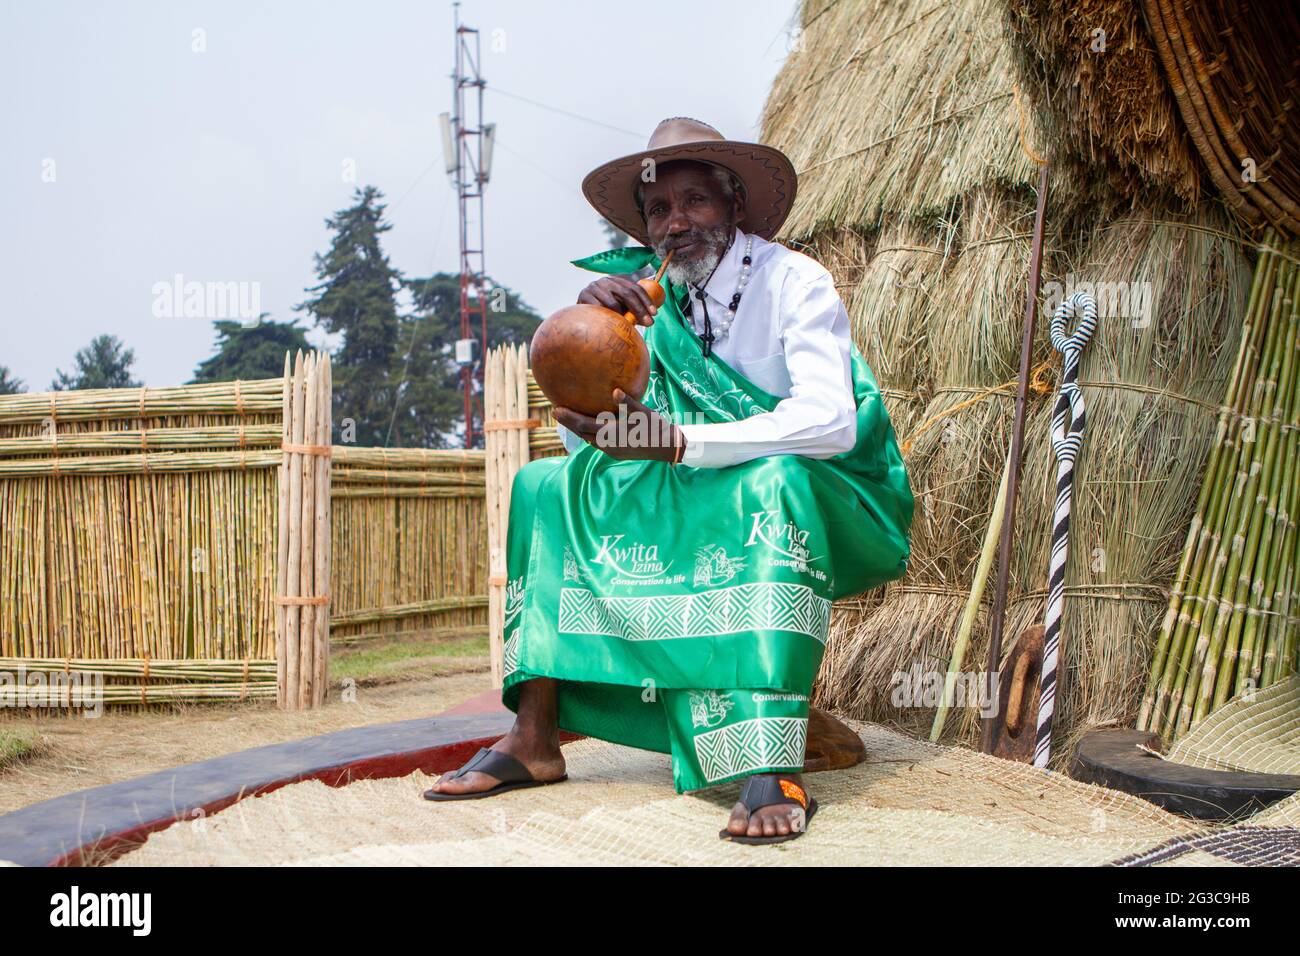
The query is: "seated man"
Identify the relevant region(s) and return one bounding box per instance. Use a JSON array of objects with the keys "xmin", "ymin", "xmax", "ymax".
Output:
[{"xmin": 425, "ymin": 117, "xmax": 913, "ymax": 844}]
